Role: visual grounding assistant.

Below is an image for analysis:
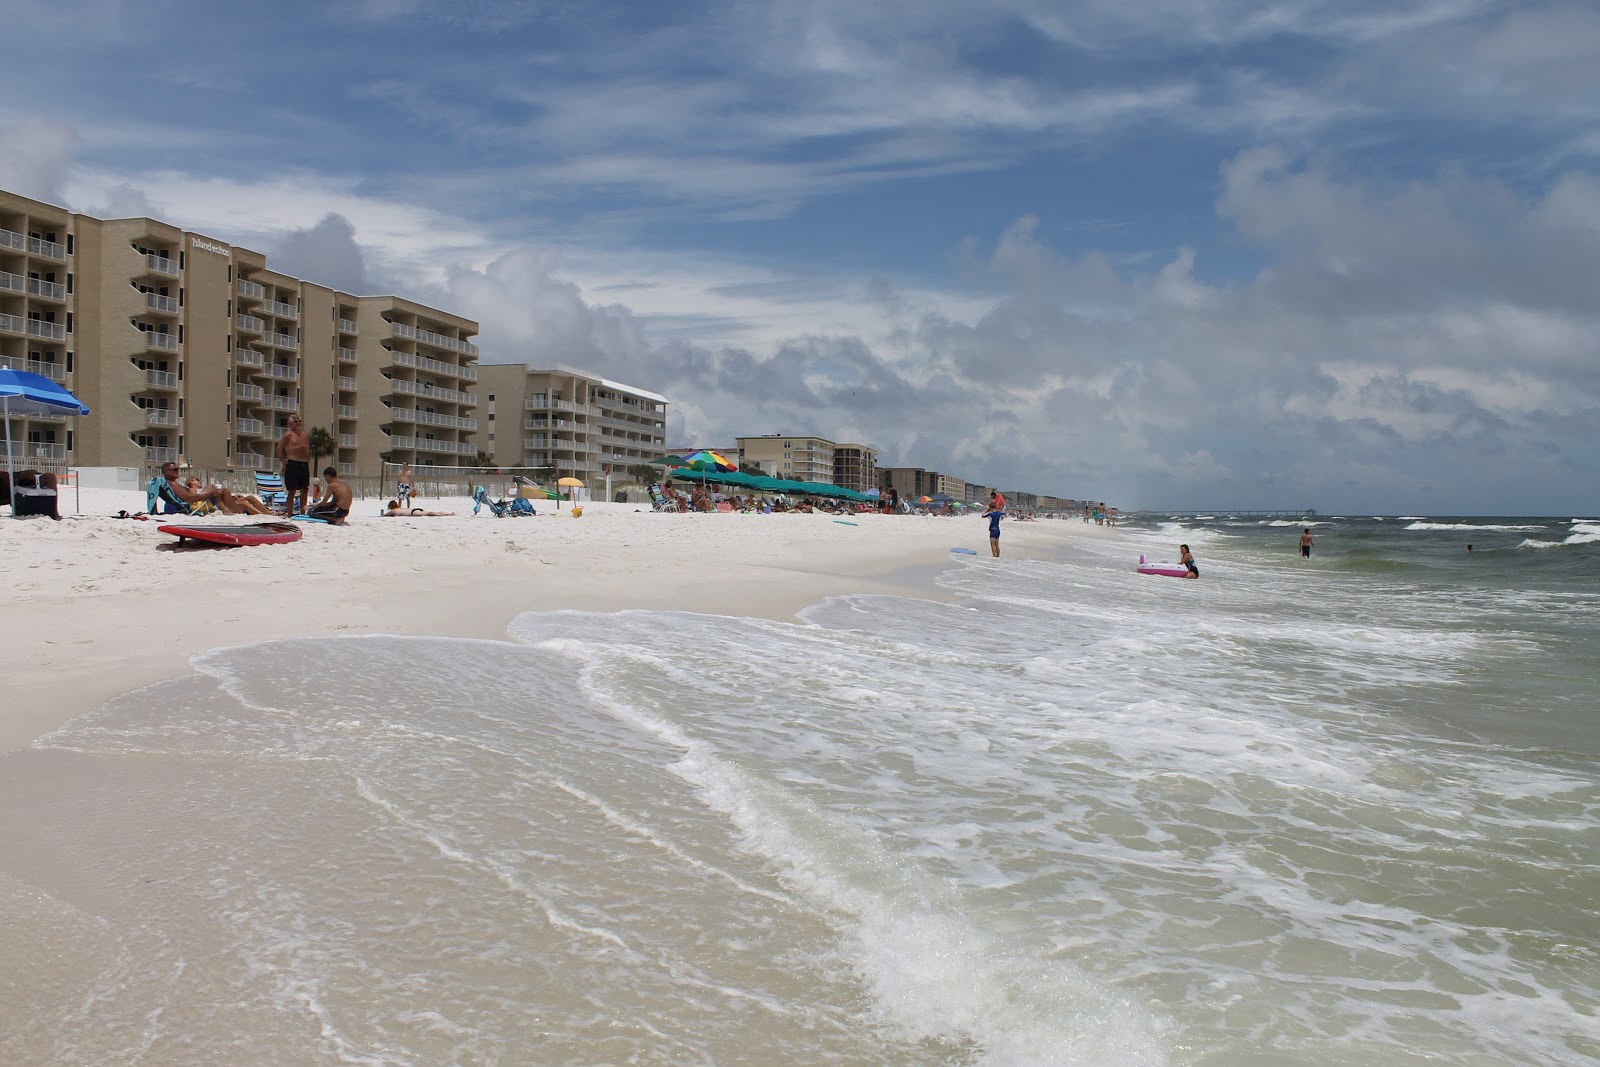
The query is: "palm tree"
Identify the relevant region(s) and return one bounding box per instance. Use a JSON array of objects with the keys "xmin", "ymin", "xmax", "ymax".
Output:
[{"xmin": 307, "ymin": 427, "xmax": 336, "ymax": 474}]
